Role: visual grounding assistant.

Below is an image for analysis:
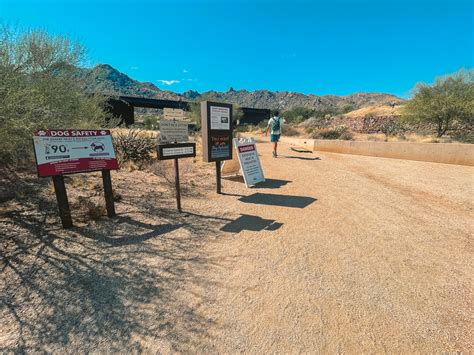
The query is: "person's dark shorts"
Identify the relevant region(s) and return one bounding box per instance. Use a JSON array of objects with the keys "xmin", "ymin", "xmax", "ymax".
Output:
[{"xmin": 270, "ymin": 134, "xmax": 280, "ymax": 142}]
